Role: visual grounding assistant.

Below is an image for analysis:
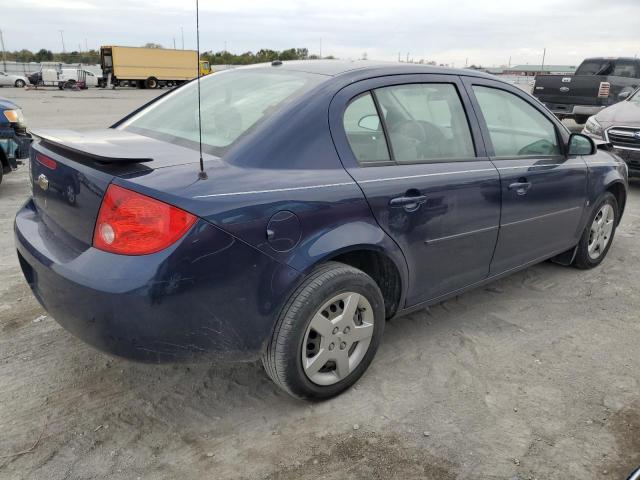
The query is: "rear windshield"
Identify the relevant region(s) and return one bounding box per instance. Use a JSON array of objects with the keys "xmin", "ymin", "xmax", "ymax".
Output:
[
  {"xmin": 121, "ymin": 69, "xmax": 325, "ymax": 156},
  {"xmin": 575, "ymin": 59, "xmax": 613, "ymax": 76}
]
